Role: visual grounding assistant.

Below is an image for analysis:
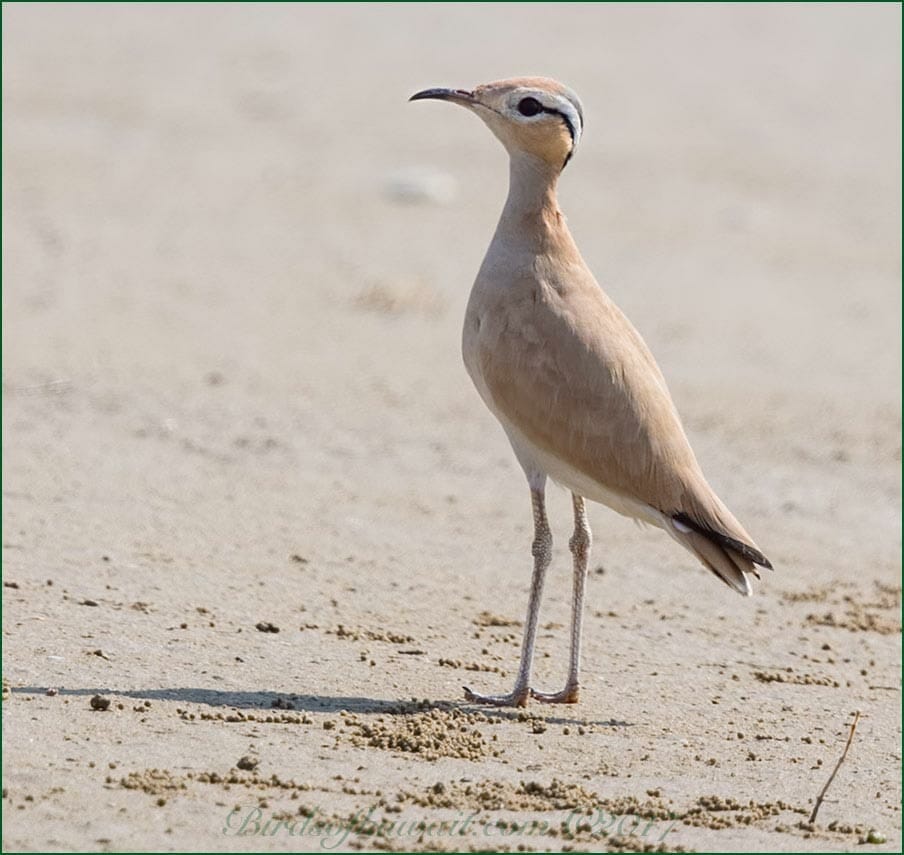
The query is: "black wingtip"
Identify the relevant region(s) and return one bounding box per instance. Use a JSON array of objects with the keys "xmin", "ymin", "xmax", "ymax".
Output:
[{"xmin": 673, "ymin": 512, "xmax": 773, "ymax": 569}]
